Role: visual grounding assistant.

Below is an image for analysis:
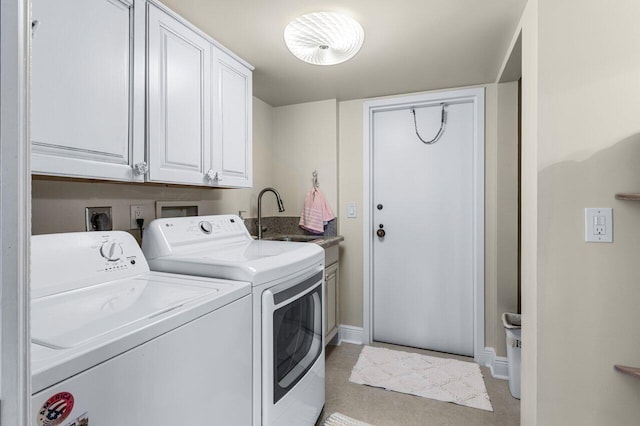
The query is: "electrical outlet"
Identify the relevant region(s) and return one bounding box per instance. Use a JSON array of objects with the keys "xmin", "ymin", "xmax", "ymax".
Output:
[
  {"xmin": 585, "ymin": 208, "xmax": 613, "ymax": 242},
  {"xmin": 130, "ymin": 205, "xmax": 144, "ymax": 229}
]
